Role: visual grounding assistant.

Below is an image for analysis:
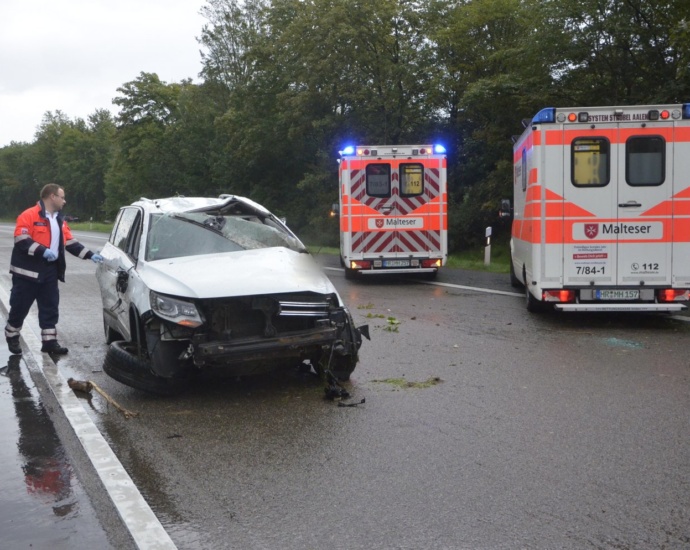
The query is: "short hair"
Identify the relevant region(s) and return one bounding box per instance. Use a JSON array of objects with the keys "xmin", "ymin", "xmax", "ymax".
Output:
[{"xmin": 40, "ymin": 183, "xmax": 63, "ymax": 199}]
